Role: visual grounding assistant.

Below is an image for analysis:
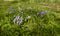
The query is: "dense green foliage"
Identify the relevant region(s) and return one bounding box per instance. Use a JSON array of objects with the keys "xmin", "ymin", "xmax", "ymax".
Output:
[{"xmin": 0, "ymin": 0, "xmax": 60, "ymax": 36}]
